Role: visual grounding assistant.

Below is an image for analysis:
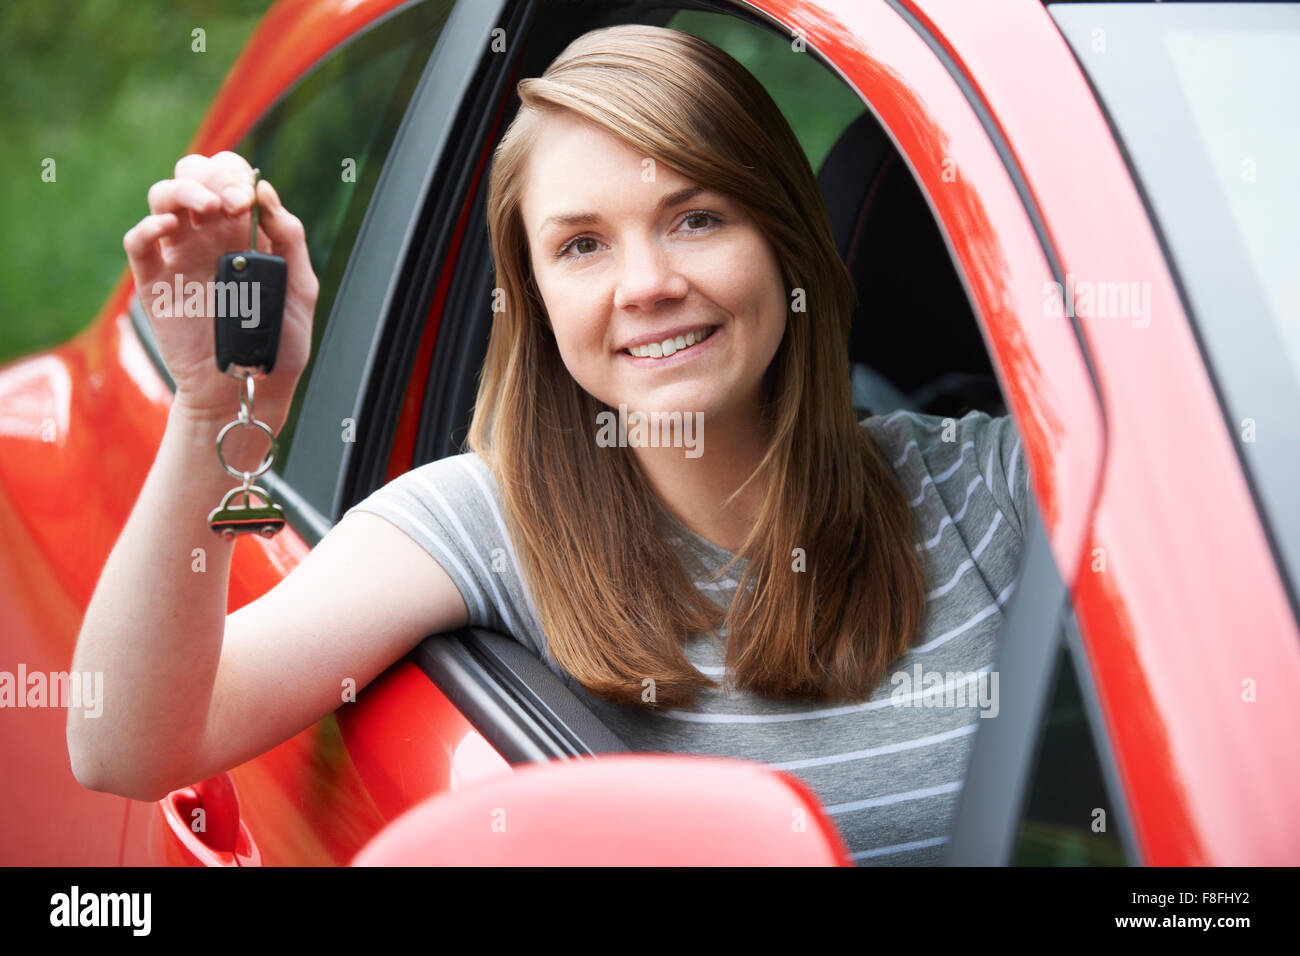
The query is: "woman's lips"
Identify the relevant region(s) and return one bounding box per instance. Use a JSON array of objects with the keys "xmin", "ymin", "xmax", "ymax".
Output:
[{"xmin": 620, "ymin": 324, "xmax": 720, "ymax": 367}]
